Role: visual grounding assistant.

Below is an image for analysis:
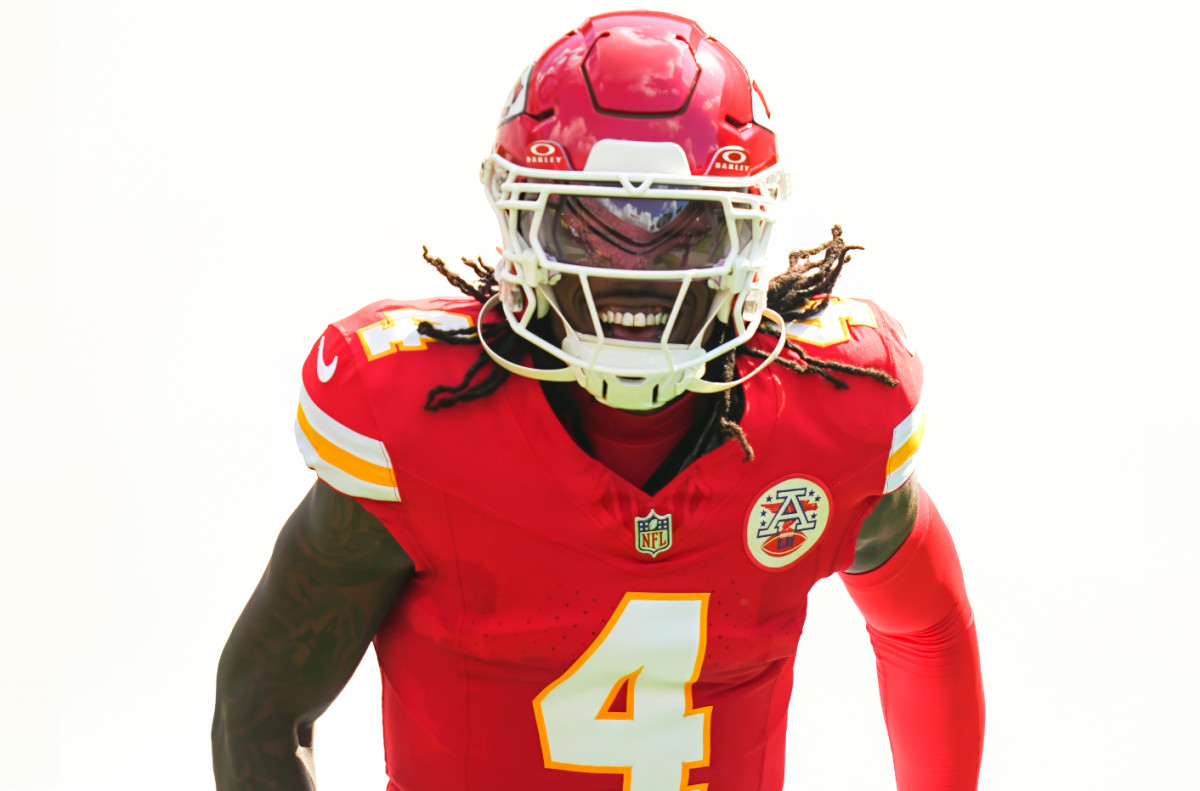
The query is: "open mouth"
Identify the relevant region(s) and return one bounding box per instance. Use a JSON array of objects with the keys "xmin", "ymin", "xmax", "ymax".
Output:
[
  {"xmin": 593, "ymin": 301, "xmax": 676, "ymax": 342},
  {"xmin": 552, "ymin": 276, "xmax": 711, "ymax": 345}
]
